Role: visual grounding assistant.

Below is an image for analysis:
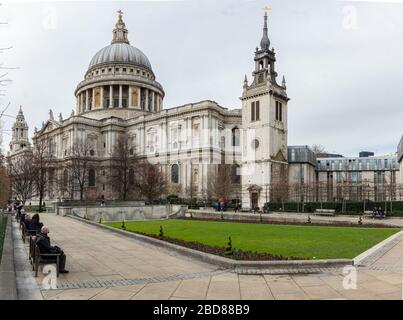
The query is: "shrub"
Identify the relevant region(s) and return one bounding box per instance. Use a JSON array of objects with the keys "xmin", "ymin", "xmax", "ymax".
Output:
[
  {"xmin": 121, "ymin": 220, "xmax": 126, "ymax": 230},
  {"xmin": 225, "ymin": 236, "xmax": 233, "ymax": 256},
  {"xmin": 159, "ymin": 225, "xmax": 164, "ymax": 239}
]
